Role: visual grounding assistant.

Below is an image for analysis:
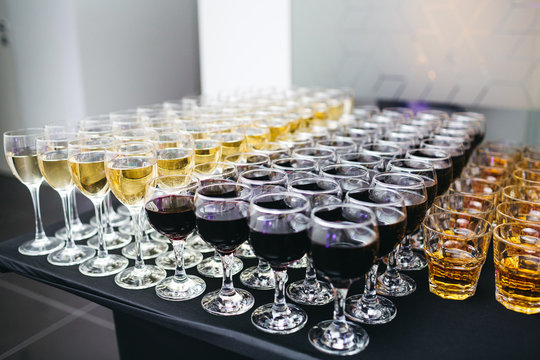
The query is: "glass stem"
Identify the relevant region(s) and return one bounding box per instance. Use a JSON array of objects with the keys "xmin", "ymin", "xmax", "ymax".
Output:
[
  {"xmin": 59, "ymin": 191, "xmax": 75, "ymax": 249},
  {"xmin": 361, "ymin": 263, "xmax": 378, "ymax": 303},
  {"xmin": 129, "ymin": 208, "xmax": 145, "ymax": 269},
  {"xmin": 385, "ymin": 248, "xmax": 399, "ymax": 279},
  {"xmin": 401, "ymin": 234, "xmax": 412, "ymax": 253},
  {"xmin": 219, "ymin": 253, "xmax": 235, "ymax": 297},
  {"xmin": 103, "ymin": 193, "xmax": 115, "ymax": 238},
  {"xmin": 333, "ymin": 287, "xmax": 349, "ymax": 323},
  {"xmin": 272, "ymin": 269, "xmax": 289, "ymax": 317},
  {"xmin": 27, "ymin": 184, "xmax": 47, "ymax": 241},
  {"xmin": 303, "ymin": 255, "xmax": 319, "ymax": 288},
  {"xmin": 93, "ymin": 199, "xmax": 107, "ymax": 258},
  {"xmin": 172, "ymin": 240, "xmax": 187, "ymax": 282},
  {"xmin": 70, "ymin": 189, "xmax": 83, "ymax": 227},
  {"xmin": 258, "ymin": 258, "xmax": 272, "ymax": 273}
]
